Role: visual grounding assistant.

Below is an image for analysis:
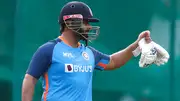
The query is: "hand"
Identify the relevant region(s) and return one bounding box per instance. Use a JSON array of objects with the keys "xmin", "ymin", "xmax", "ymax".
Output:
[
  {"xmin": 132, "ymin": 30, "xmax": 153, "ymax": 57},
  {"xmin": 137, "ymin": 30, "xmax": 152, "ymax": 44},
  {"xmin": 132, "ymin": 30, "xmax": 169, "ymax": 67}
]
